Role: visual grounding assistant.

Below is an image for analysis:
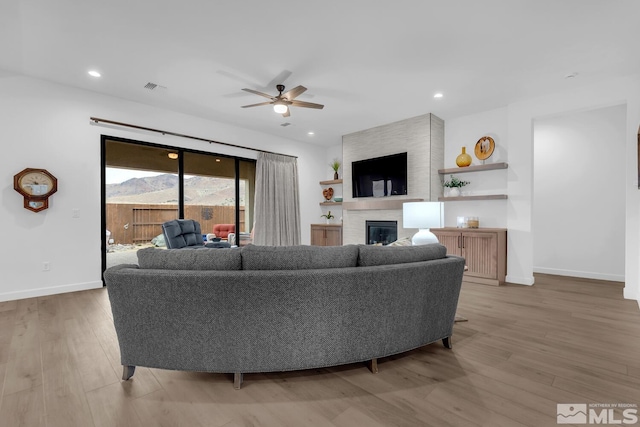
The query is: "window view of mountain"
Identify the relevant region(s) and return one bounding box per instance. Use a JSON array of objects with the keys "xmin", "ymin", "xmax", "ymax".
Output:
[{"xmin": 106, "ymin": 174, "xmax": 245, "ymax": 205}]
